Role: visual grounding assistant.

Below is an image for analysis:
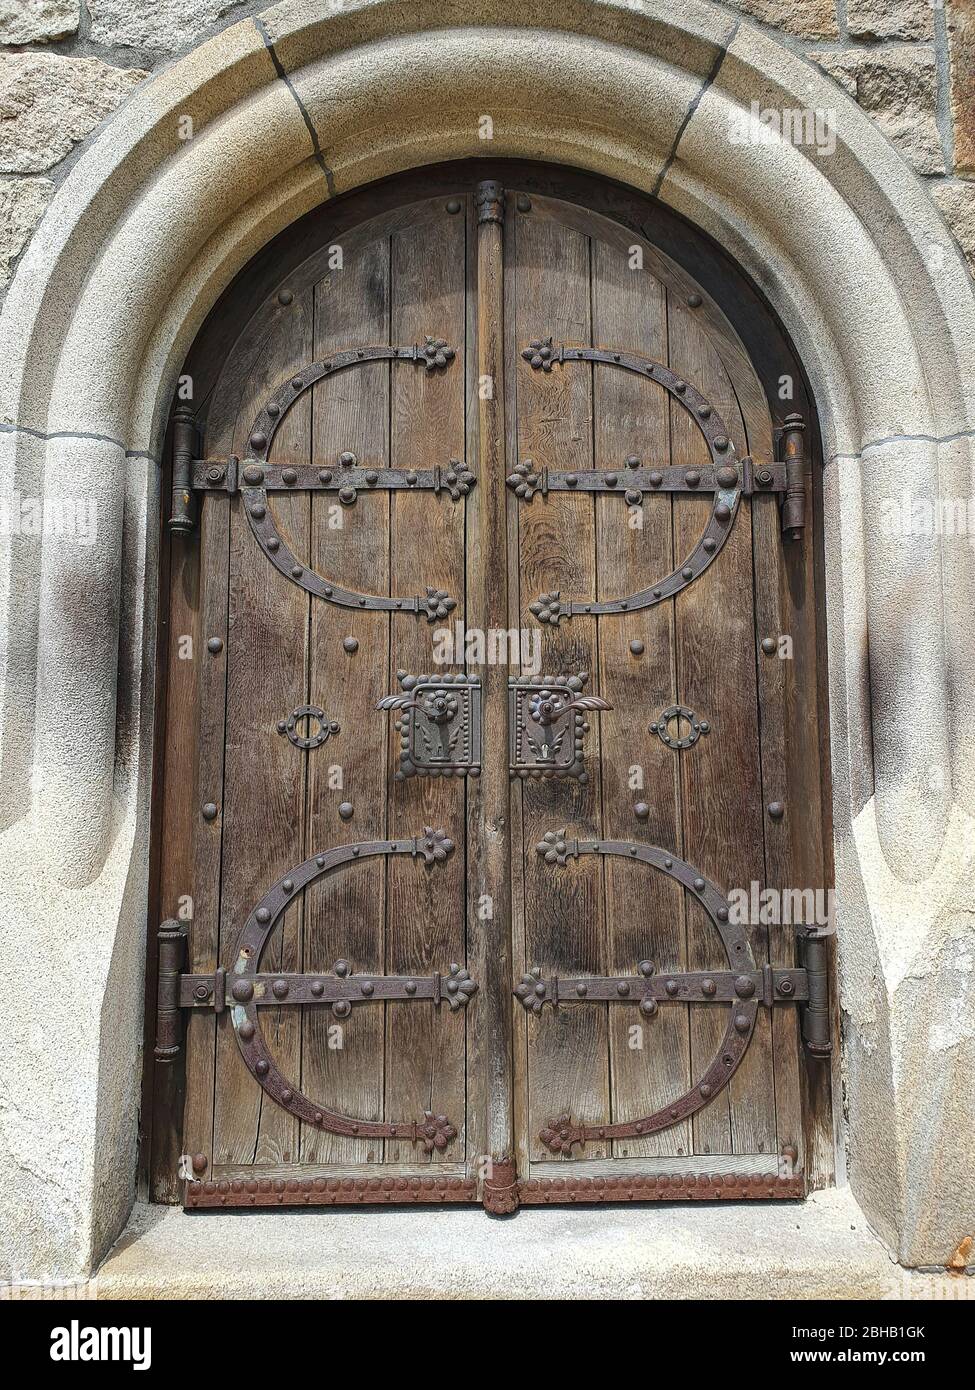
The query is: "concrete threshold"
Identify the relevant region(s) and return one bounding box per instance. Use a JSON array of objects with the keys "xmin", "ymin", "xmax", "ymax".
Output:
[{"xmin": 80, "ymin": 1186, "xmax": 968, "ymax": 1300}]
